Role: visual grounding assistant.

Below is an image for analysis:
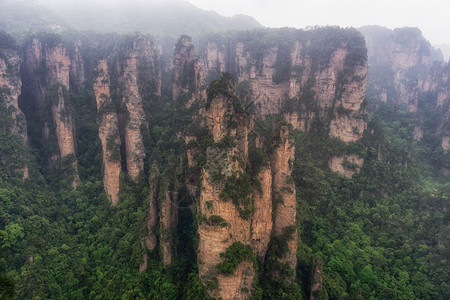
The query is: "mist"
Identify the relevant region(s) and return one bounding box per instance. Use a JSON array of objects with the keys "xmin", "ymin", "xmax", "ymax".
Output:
[
  {"xmin": 188, "ymin": 0, "xmax": 450, "ymax": 45},
  {"xmin": 23, "ymin": 0, "xmax": 450, "ymax": 47}
]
